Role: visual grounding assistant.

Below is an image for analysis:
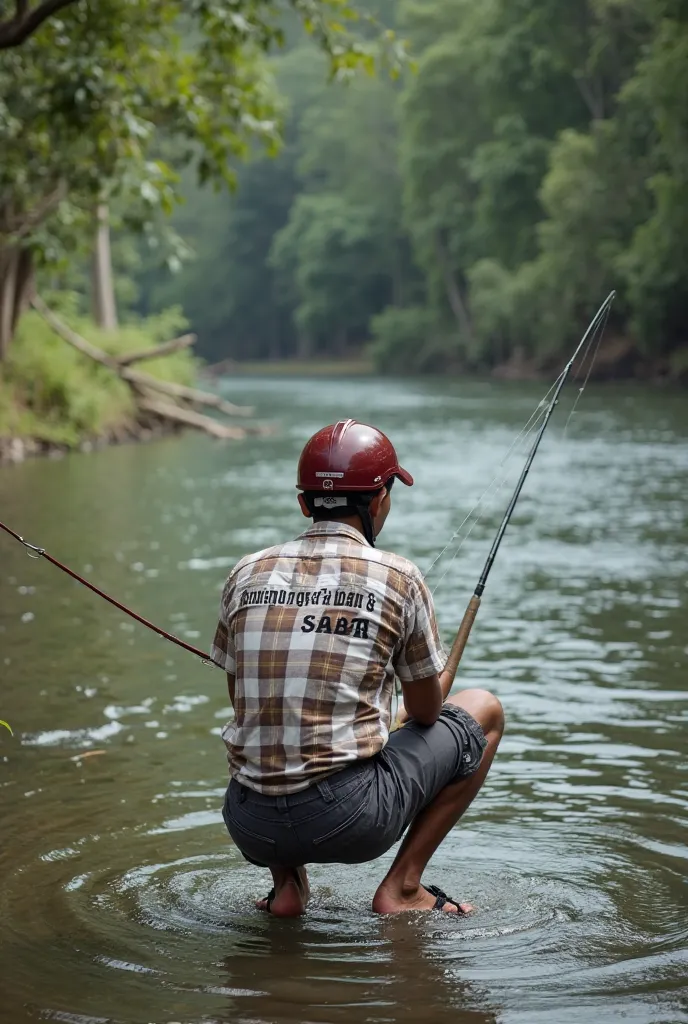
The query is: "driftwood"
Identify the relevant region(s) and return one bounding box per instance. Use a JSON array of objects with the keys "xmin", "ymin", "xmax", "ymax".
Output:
[
  {"xmin": 136, "ymin": 397, "xmax": 247, "ymax": 439},
  {"xmin": 116, "ymin": 333, "xmax": 196, "ymax": 366},
  {"xmin": 32, "ymin": 295, "xmax": 118, "ymax": 367},
  {"xmin": 30, "ymin": 296, "xmax": 258, "ymax": 441},
  {"xmin": 122, "ymin": 368, "xmax": 253, "ymax": 416}
]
